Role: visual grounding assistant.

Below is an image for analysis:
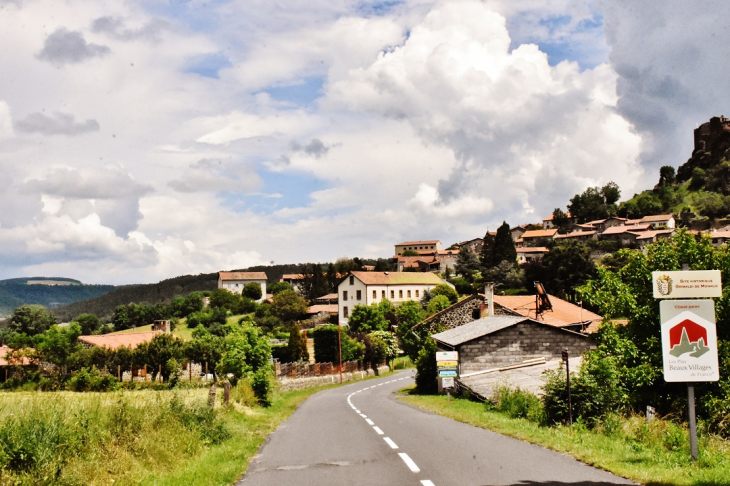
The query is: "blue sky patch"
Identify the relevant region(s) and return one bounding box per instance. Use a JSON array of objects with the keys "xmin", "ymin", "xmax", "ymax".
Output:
[
  {"xmin": 260, "ymin": 76, "xmax": 325, "ymax": 106},
  {"xmin": 358, "ymin": 0, "xmax": 405, "ymax": 17},
  {"xmin": 143, "ymin": 0, "xmax": 224, "ymax": 33},
  {"xmin": 221, "ymin": 170, "xmax": 328, "ymax": 214},
  {"xmin": 183, "ymin": 53, "xmax": 232, "ymax": 79}
]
